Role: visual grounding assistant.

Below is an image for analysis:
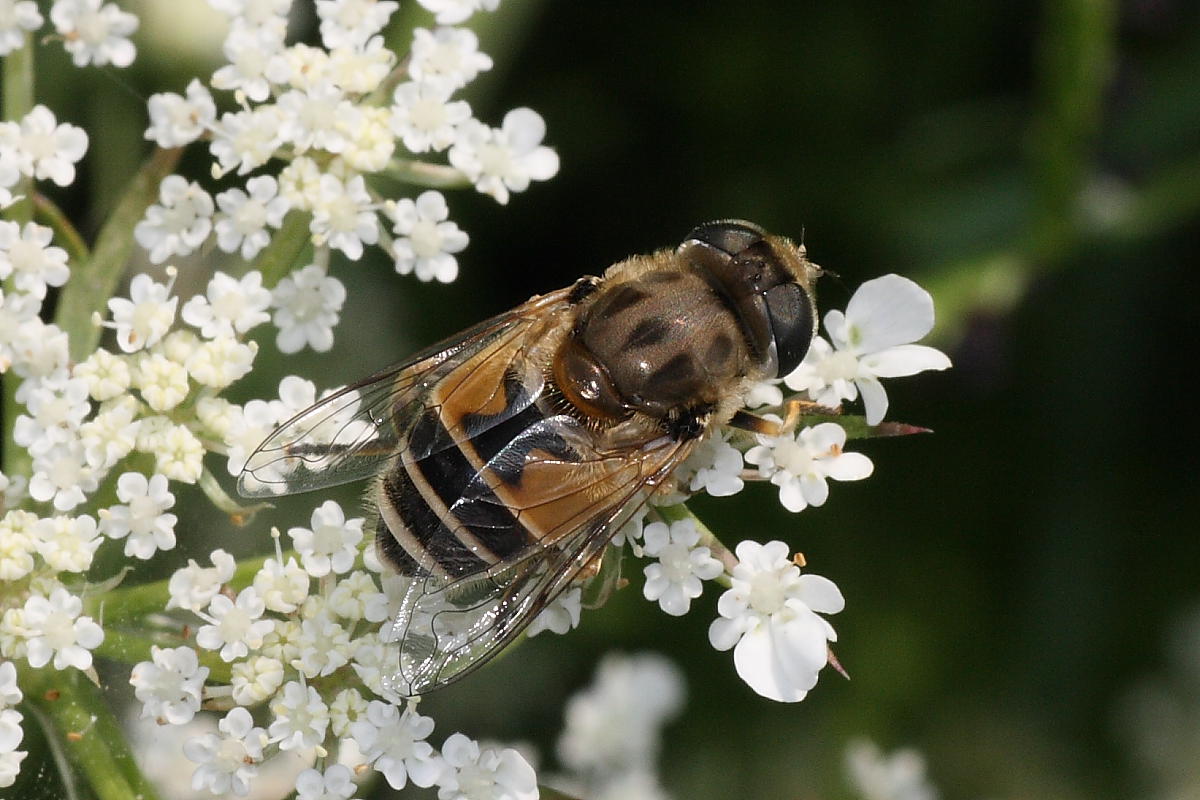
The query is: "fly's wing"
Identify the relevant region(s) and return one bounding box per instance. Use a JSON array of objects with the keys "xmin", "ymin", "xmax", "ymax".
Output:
[
  {"xmin": 381, "ymin": 414, "xmax": 695, "ymax": 696},
  {"xmin": 237, "ymin": 288, "xmax": 573, "ymax": 498}
]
